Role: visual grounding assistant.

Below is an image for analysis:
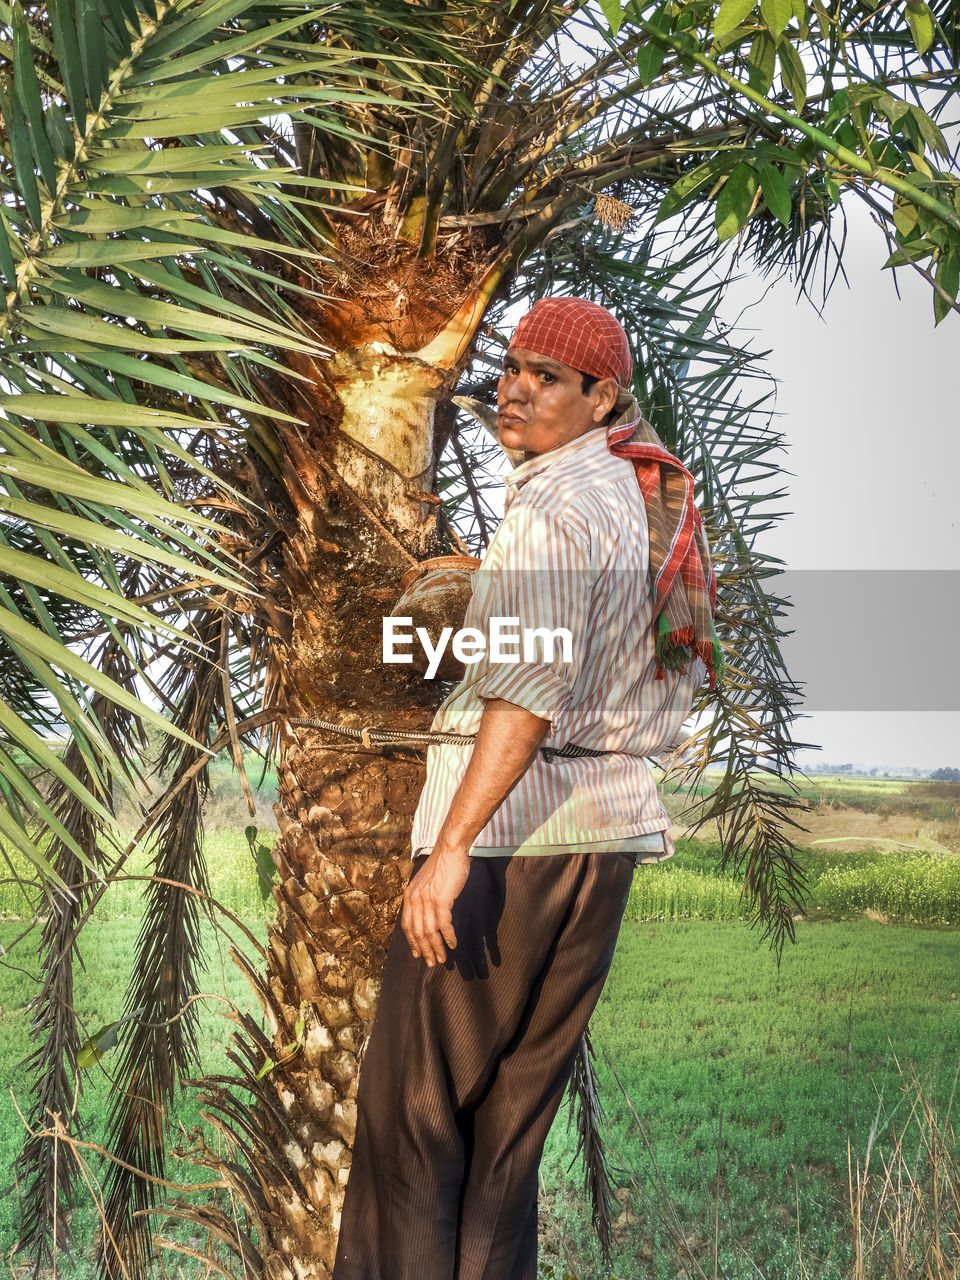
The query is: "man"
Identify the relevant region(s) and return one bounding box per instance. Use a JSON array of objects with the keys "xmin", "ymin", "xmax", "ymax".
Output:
[{"xmin": 333, "ymin": 297, "xmax": 719, "ymax": 1280}]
